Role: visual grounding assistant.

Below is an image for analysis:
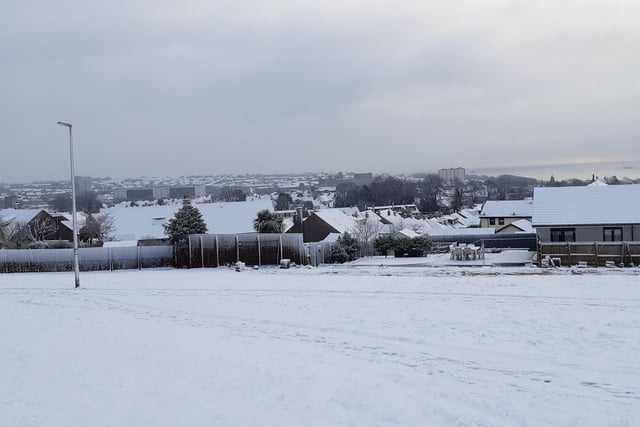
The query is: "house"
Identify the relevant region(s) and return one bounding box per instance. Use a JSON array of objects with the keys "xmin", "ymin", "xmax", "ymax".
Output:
[
  {"xmin": 480, "ymin": 200, "xmax": 533, "ymax": 233},
  {"xmin": 532, "ymin": 184, "xmax": 640, "ymax": 242},
  {"xmin": 451, "ymin": 208, "xmax": 481, "ymax": 228},
  {"xmin": 0, "ymin": 209, "xmax": 74, "ymax": 245},
  {"xmin": 376, "ymin": 209, "xmax": 495, "ymax": 237},
  {"xmin": 289, "ymin": 207, "xmax": 385, "ymax": 243}
]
